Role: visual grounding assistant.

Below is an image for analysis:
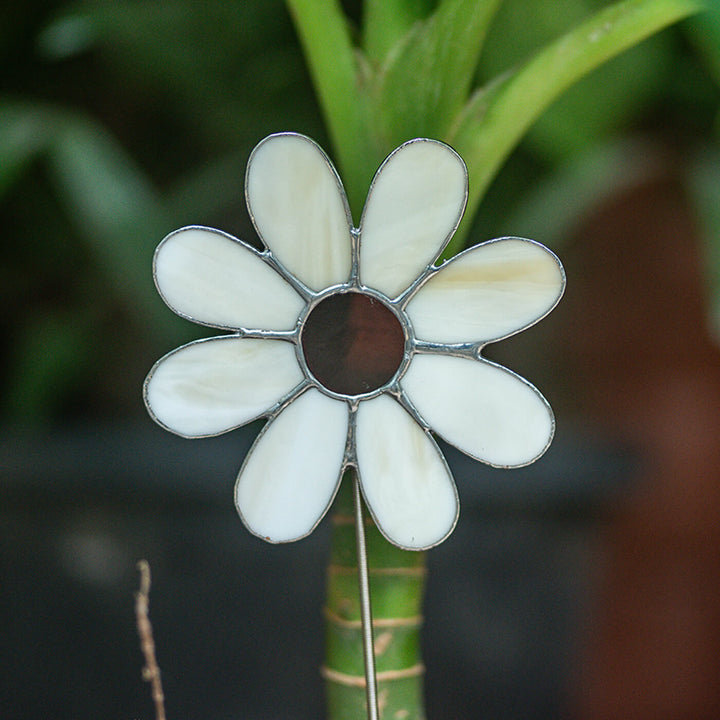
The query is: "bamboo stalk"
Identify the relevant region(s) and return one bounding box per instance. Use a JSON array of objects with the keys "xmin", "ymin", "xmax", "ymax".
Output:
[{"xmin": 323, "ymin": 474, "xmax": 427, "ymax": 720}]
